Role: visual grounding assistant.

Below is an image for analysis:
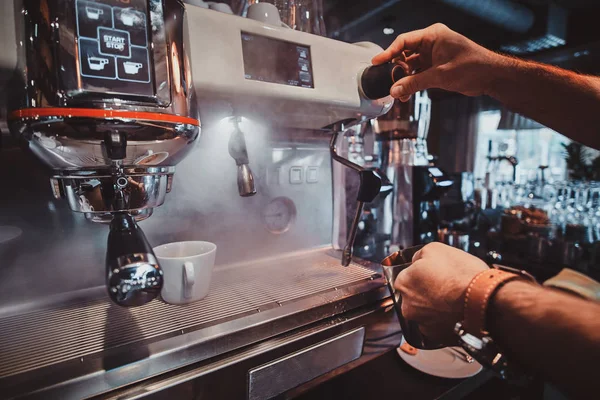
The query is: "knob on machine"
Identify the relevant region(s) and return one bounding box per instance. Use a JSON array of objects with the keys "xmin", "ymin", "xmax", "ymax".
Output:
[{"xmin": 361, "ymin": 62, "xmax": 407, "ymax": 100}]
